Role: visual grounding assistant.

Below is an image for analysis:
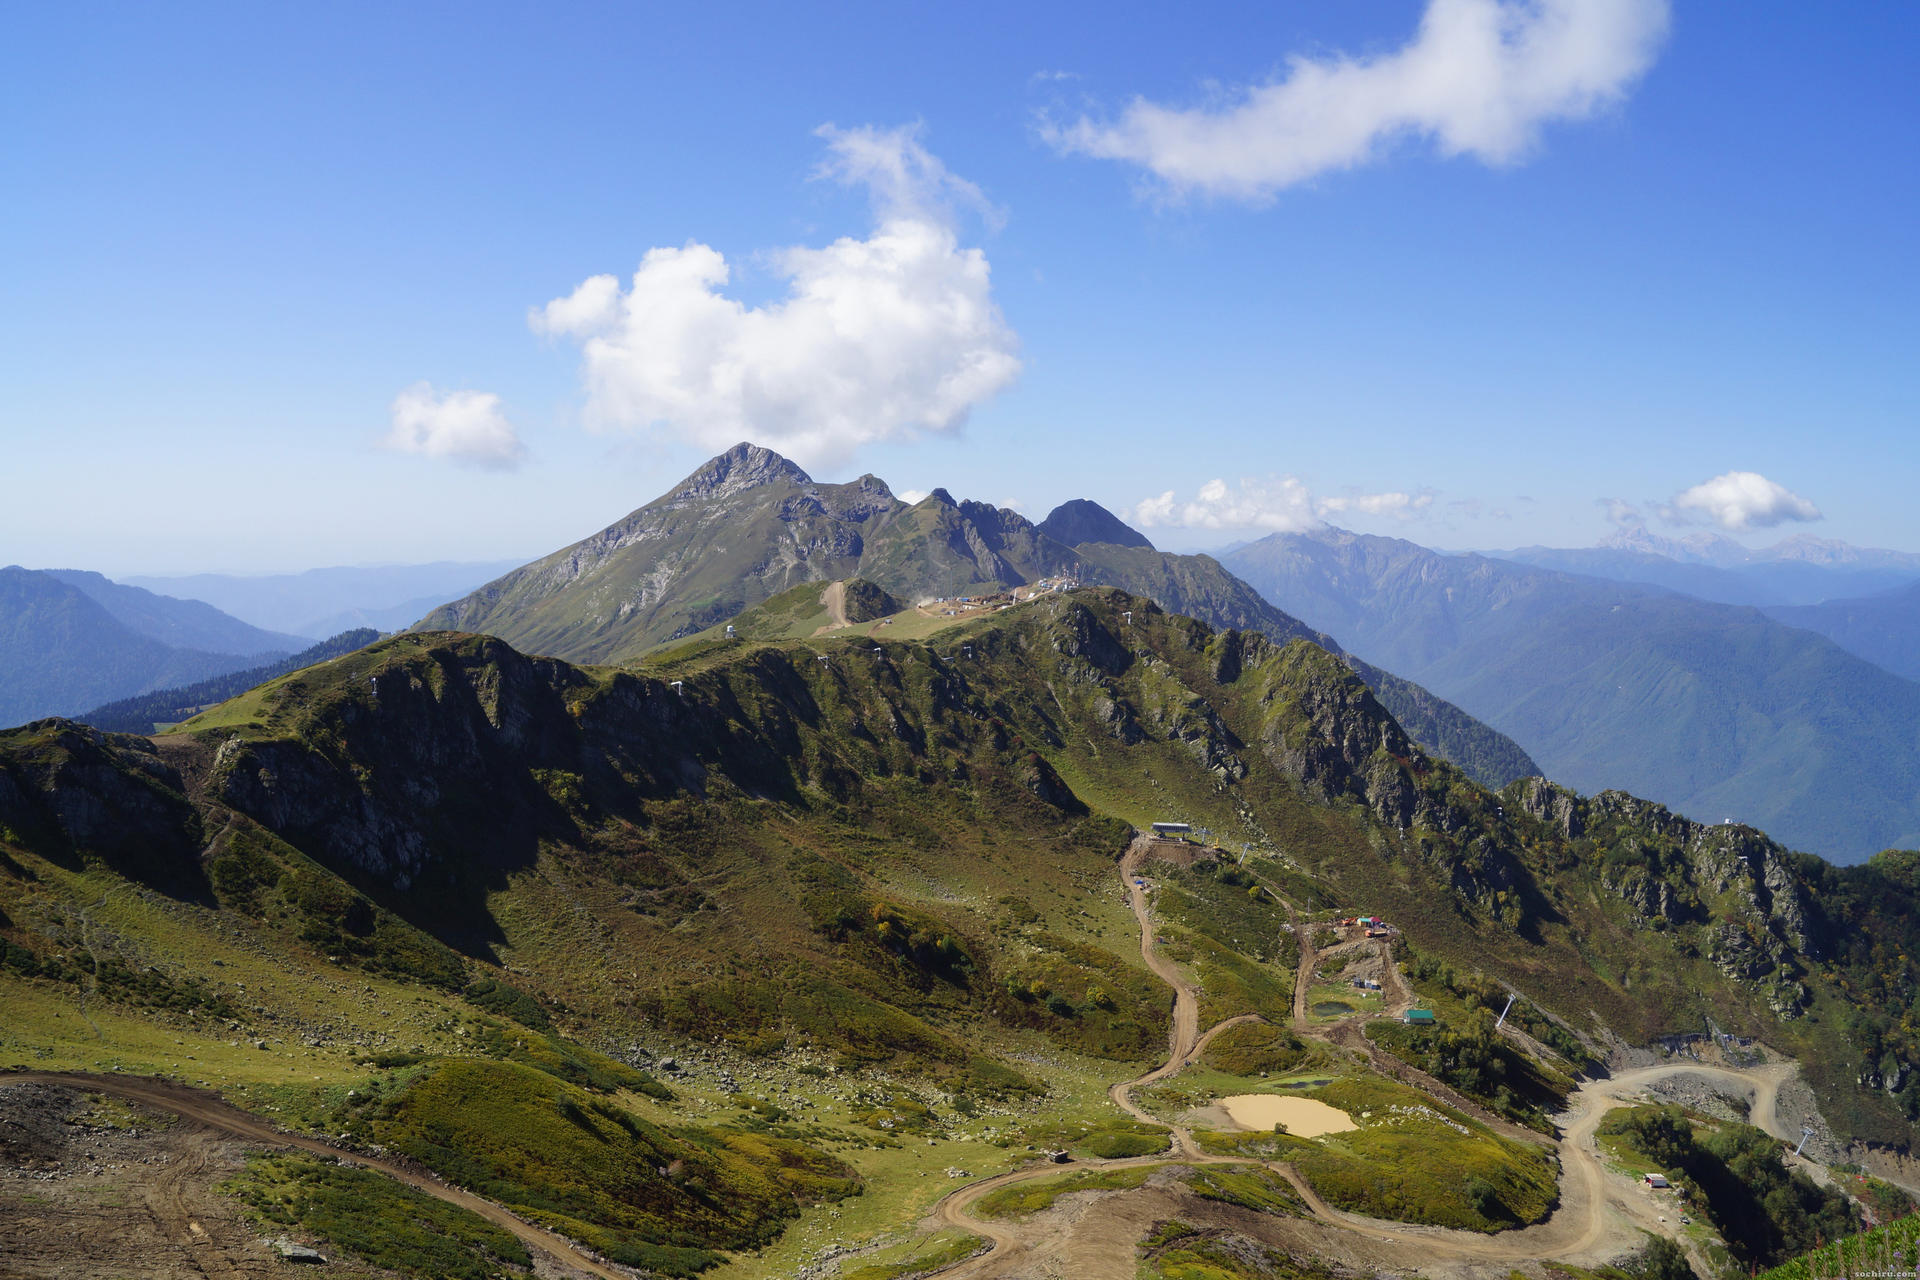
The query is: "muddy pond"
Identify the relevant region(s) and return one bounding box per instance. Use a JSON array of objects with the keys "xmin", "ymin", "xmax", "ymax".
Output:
[{"xmin": 1217, "ymin": 1093, "xmax": 1357, "ymax": 1137}]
